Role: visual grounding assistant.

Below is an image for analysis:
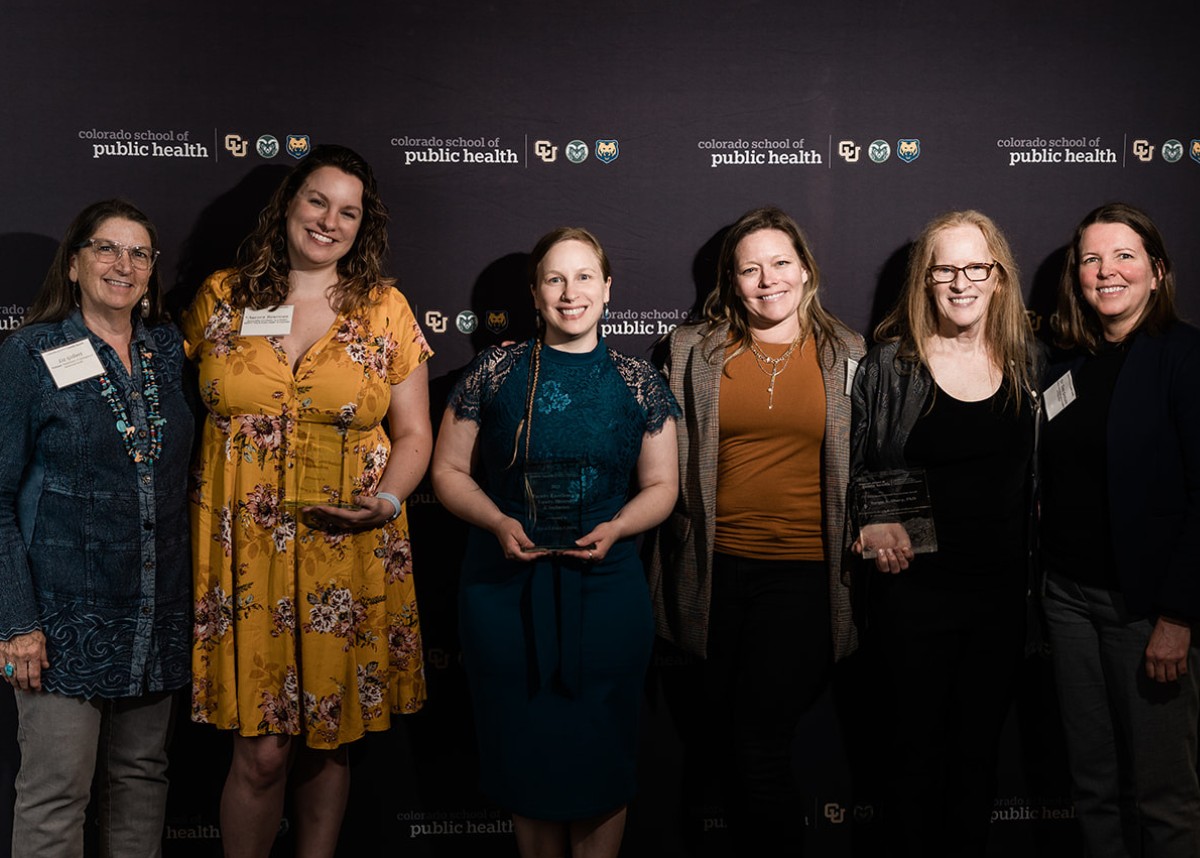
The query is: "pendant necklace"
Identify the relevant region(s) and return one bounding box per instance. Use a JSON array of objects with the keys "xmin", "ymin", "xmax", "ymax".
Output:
[{"xmin": 748, "ymin": 334, "xmax": 802, "ymax": 410}]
